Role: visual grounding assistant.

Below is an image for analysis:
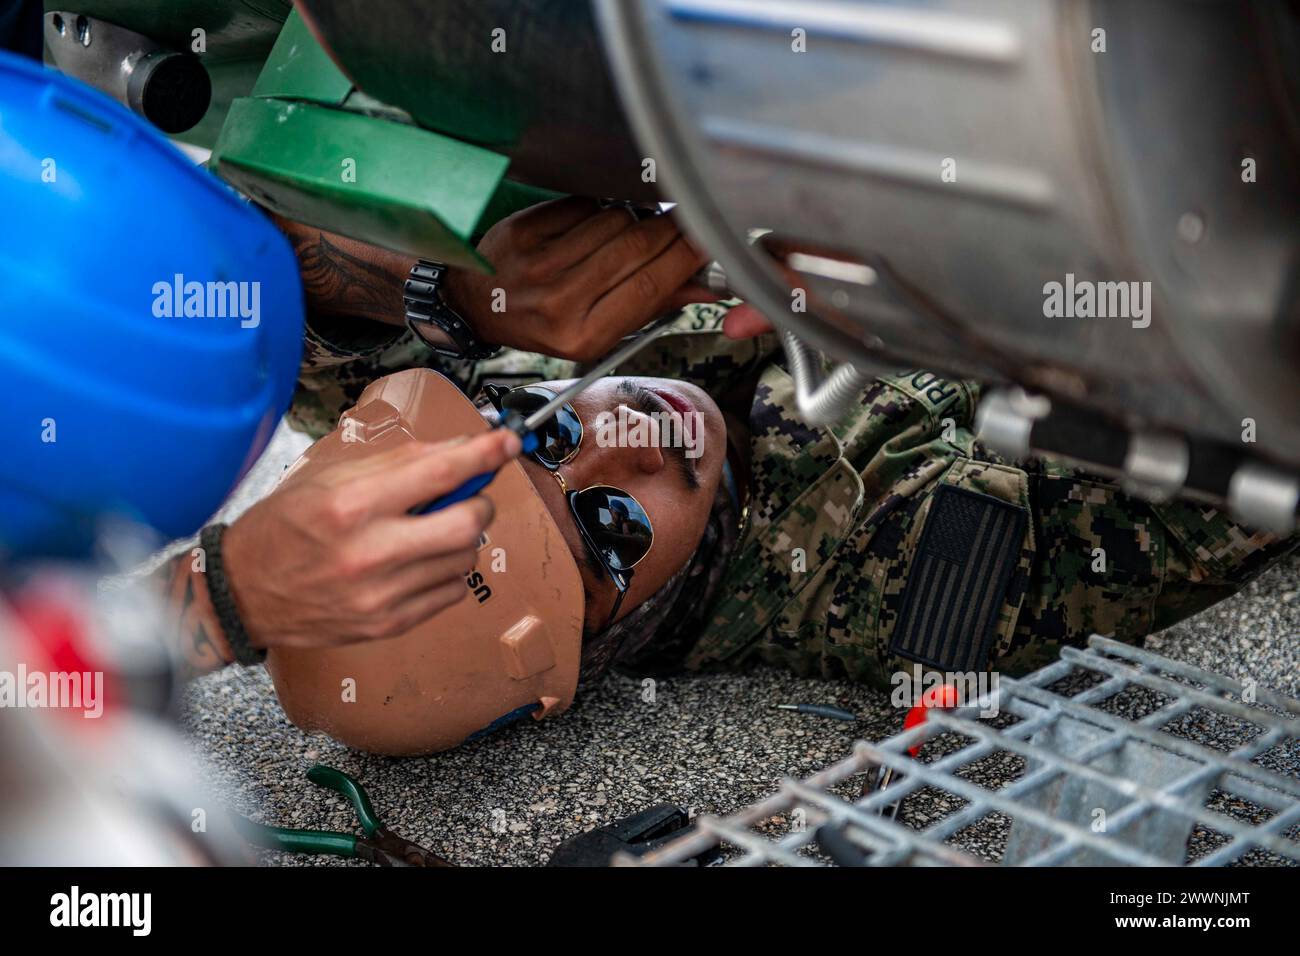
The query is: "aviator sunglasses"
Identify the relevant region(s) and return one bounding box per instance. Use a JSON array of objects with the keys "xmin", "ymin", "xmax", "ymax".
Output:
[{"xmin": 484, "ymin": 383, "xmax": 654, "ymax": 628}]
